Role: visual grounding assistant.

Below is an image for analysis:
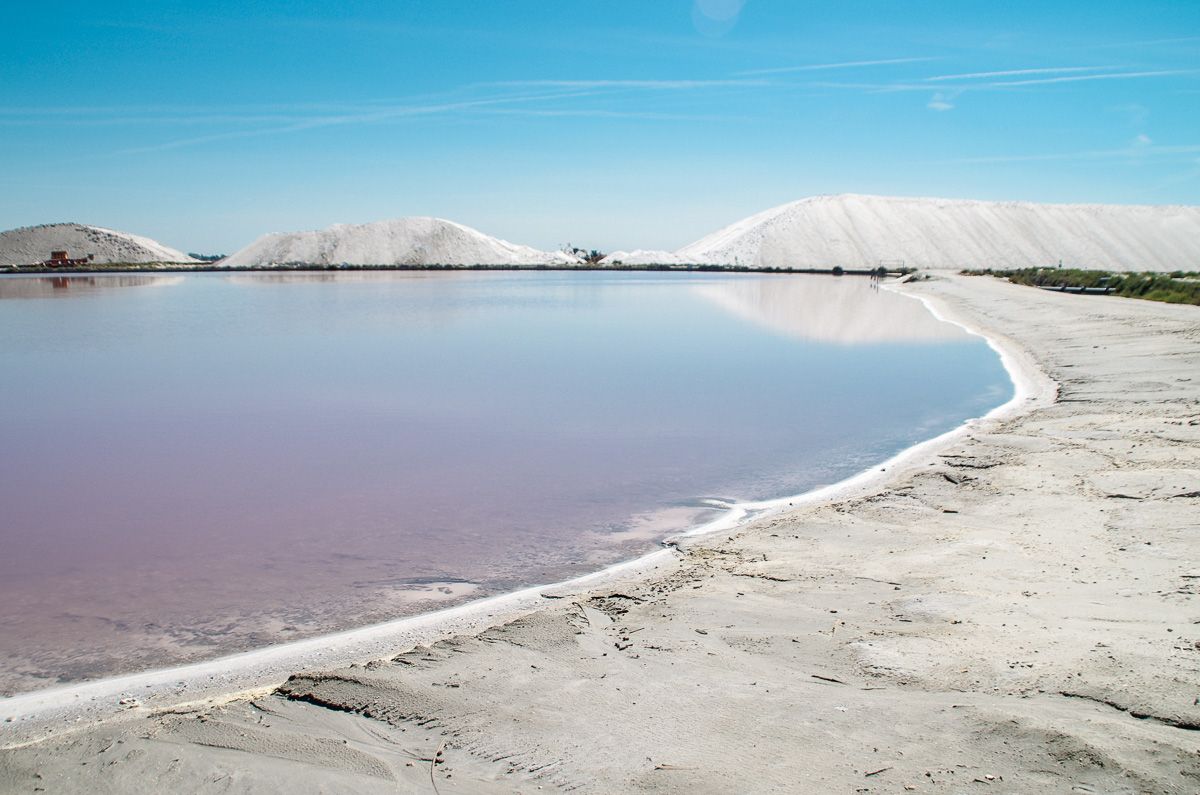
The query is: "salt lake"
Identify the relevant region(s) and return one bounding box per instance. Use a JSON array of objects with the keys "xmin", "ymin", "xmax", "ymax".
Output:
[{"xmin": 0, "ymin": 271, "xmax": 1011, "ymax": 694}]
